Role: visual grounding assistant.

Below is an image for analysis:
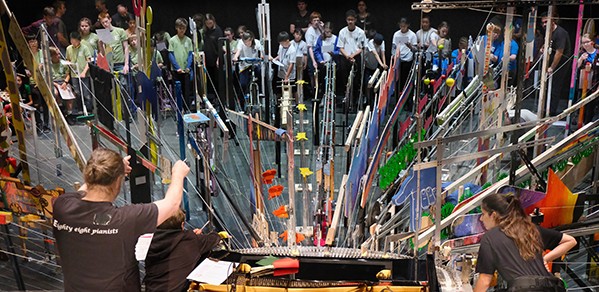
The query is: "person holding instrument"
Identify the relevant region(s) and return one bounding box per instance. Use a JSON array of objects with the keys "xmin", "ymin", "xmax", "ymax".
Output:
[{"xmin": 474, "ymin": 193, "xmax": 576, "ymax": 292}]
